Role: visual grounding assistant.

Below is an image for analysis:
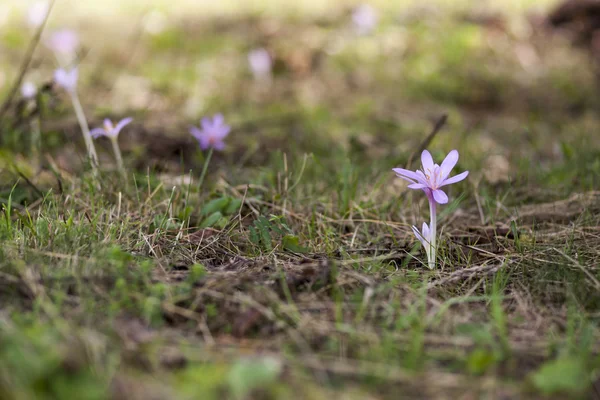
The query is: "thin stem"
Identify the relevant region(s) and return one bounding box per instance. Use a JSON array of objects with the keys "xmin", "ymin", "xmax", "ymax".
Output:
[
  {"xmin": 428, "ymin": 196, "xmax": 437, "ymax": 270},
  {"xmin": 30, "ymin": 115, "xmax": 41, "ymax": 172},
  {"xmin": 110, "ymin": 137, "xmax": 124, "ymax": 172},
  {"xmin": 197, "ymin": 148, "xmax": 213, "ymax": 192},
  {"xmin": 69, "ymin": 91, "xmax": 99, "ymax": 172}
]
